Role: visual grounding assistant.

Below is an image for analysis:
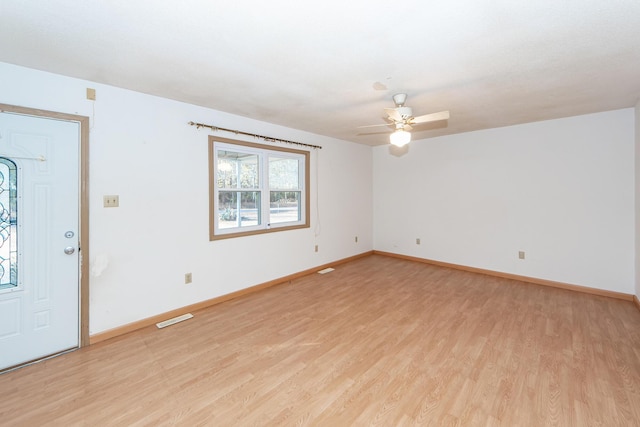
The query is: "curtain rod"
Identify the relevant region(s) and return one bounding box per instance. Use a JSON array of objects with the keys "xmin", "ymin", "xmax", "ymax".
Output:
[{"xmin": 188, "ymin": 121, "xmax": 322, "ymax": 150}]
